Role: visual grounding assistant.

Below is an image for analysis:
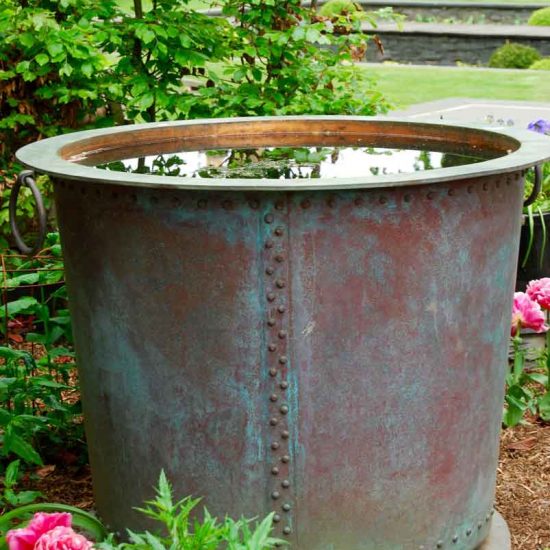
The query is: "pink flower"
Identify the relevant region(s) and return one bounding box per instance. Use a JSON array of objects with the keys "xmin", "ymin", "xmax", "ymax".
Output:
[
  {"xmin": 34, "ymin": 526, "xmax": 93, "ymax": 550},
  {"xmin": 526, "ymin": 278, "xmax": 550, "ymax": 310},
  {"xmin": 511, "ymin": 292, "xmax": 549, "ymax": 336},
  {"xmin": 6, "ymin": 513, "xmax": 72, "ymax": 550}
]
